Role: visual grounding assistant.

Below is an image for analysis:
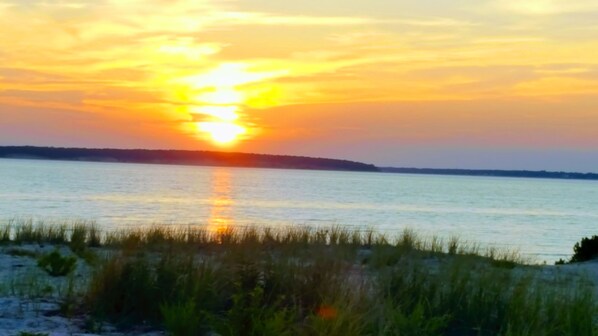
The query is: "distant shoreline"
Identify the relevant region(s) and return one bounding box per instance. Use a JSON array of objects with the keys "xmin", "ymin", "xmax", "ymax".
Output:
[
  {"xmin": 0, "ymin": 146, "xmax": 379, "ymax": 173},
  {"xmin": 1, "ymin": 145, "xmax": 597, "ymax": 180},
  {"xmin": 380, "ymin": 167, "xmax": 598, "ymax": 181}
]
